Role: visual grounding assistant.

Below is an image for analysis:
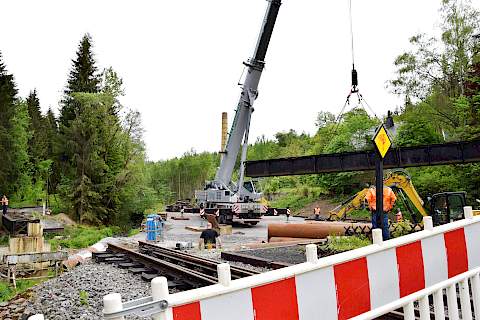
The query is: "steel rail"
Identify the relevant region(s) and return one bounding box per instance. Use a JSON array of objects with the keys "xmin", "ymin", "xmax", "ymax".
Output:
[
  {"xmin": 106, "ymin": 243, "xmax": 217, "ymax": 287},
  {"xmin": 138, "ymin": 241, "xmax": 259, "ymax": 278}
]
